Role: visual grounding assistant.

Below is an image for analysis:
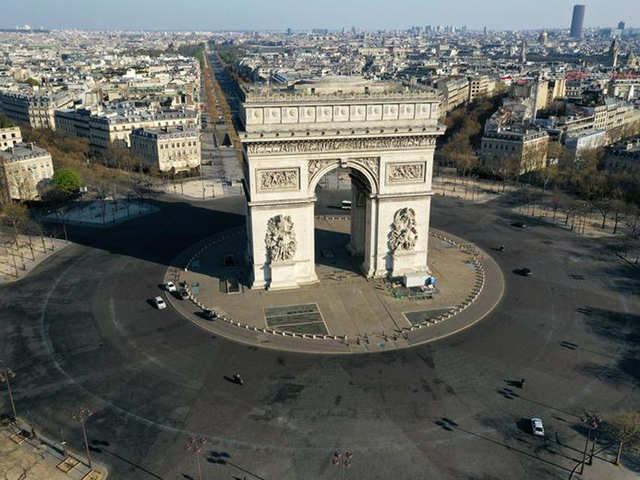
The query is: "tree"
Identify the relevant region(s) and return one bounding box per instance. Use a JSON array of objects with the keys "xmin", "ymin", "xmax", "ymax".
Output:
[
  {"xmin": 0, "ymin": 115, "xmax": 14, "ymax": 128},
  {"xmin": 52, "ymin": 168, "xmax": 81, "ymax": 194},
  {"xmin": 602, "ymin": 412, "xmax": 640, "ymax": 465}
]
